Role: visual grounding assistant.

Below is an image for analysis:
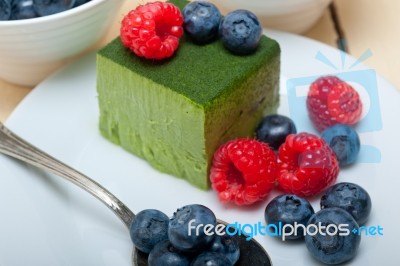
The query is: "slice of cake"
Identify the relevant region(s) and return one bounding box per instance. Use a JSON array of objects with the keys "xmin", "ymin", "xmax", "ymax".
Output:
[{"xmin": 97, "ymin": 14, "xmax": 280, "ymax": 190}]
